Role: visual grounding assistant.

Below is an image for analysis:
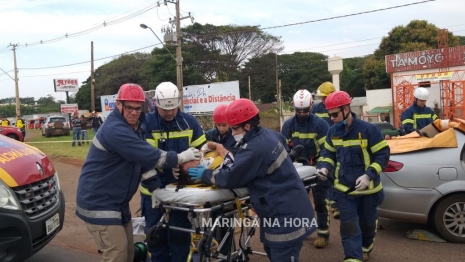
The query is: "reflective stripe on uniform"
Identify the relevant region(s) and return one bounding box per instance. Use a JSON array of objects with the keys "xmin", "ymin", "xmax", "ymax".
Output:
[
  {"xmin": 92, "ymin": 136, "xmax": 108, "ymax": 151},
  {"xmin": 139, "ymin": 184, "xmax": 152, "ymax": 196},
  {"xmin": 150, "ymin": 130, "xmax": 194, "ymax": 148},
  {"xmin": 190, "ymin": 134, "xmax": 206, "ymax": 148},
  {"xmin": 264, "ymin": 226, "xmax": 307, "ymax": 242},
  {"xmin": 267, "ymin": 148, "xmax": 288, "ymax": 174},
  {"xmin": 76, "ymin": 205, "xmax": 121, "ymax": 219},
  {"xmin": 291, "ymin": 132, "xmax": 322, "ymax": 155},
  {"xmin": 315, "ymin": 112, "xmax": 329, "ymax": 118}
]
